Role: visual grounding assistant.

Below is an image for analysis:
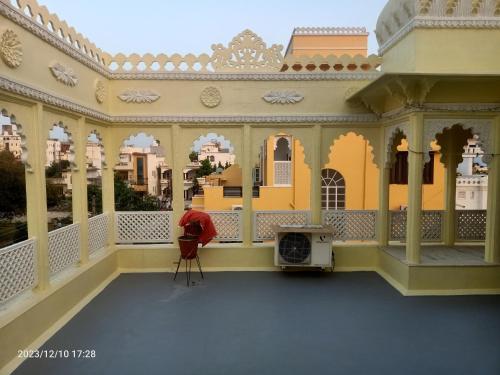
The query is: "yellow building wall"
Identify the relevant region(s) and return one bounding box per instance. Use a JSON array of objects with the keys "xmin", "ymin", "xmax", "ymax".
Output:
[
  {"xmin": 388, "ymin": 140, "xmax": 445, "ymax": 210},
  {"xmin": 289, "ymin": 35, "xmax": 368, "ymax": 57},
  {"xmin": 324, "ymin": 133, "xmax": 379, "ymax": 210}
]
